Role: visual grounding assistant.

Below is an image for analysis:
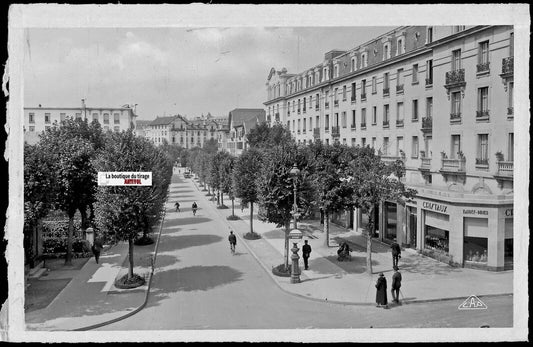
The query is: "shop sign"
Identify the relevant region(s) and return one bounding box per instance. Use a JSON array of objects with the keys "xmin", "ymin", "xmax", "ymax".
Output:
[
  {"xmin": 504, "ymin": 208, "xmax": 513, "ymax": 217},
  {"xmin": 463, "ymin": 209, "xmax": 489, "ymax": 216},
  {"xmin": 422, "ymin": 201, "xmax": 448, "ymax": 213}
]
